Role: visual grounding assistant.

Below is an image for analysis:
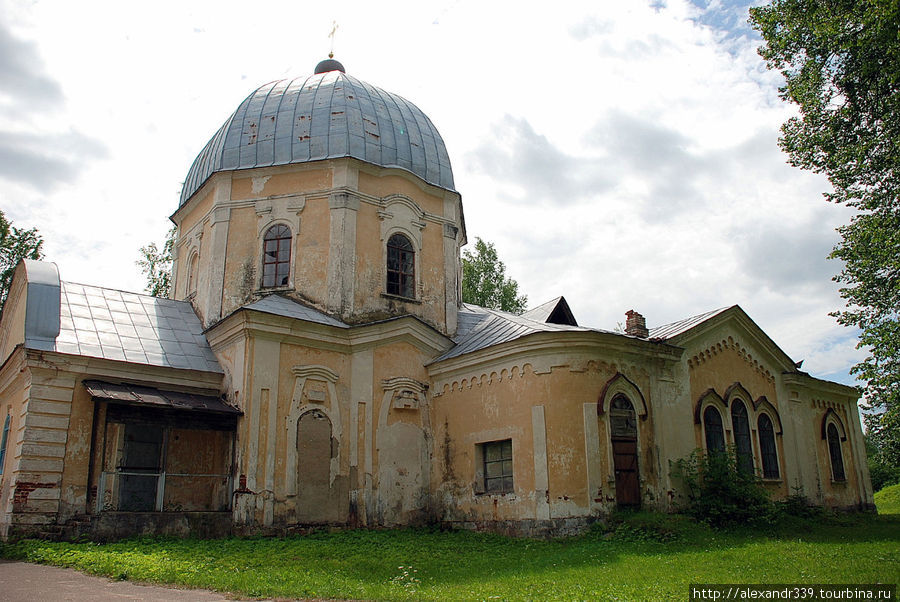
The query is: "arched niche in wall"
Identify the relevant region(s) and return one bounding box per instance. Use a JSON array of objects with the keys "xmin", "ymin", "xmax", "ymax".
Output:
[
  {"xmin": 285, "ymin": 364, "xmax": 342, "ymax": 496},
  {"xmin": 375, "ymin": 376, "xmax": 431, "ymax": 526}
]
